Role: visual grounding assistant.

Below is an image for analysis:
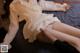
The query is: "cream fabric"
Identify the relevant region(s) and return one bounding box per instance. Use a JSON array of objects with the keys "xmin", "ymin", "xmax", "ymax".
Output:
[
  {"xmin": 10, "ymin": 0, "xmax": 60, "ymax": 42},
  {"xmin": 23, "ymin": 13, "xmax": 60, "ymax": 42}
]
